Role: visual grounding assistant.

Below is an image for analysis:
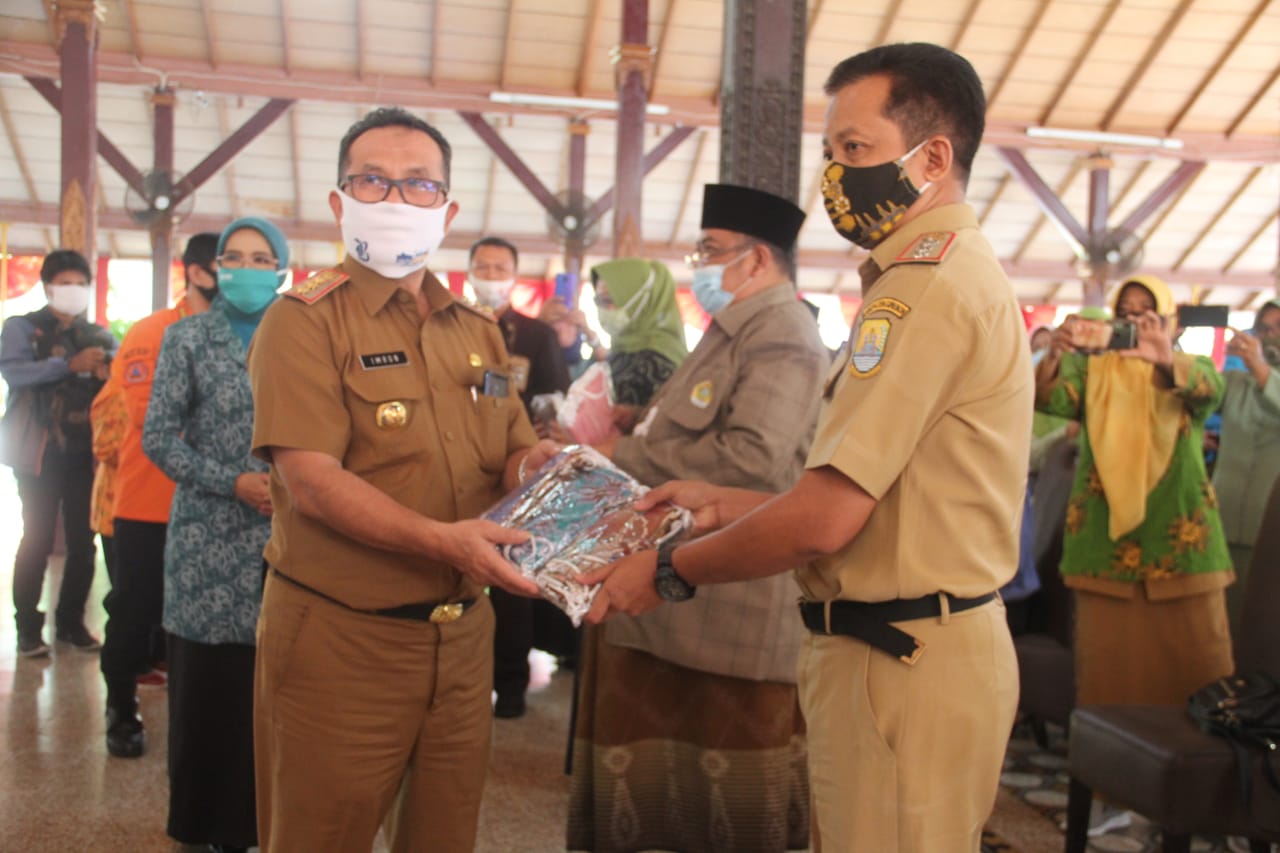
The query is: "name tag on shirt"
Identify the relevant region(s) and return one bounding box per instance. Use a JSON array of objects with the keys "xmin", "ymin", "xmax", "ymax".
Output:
[{"xmin": 360, "ymin": 351, "xmax": 409, "ymax": 370}]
